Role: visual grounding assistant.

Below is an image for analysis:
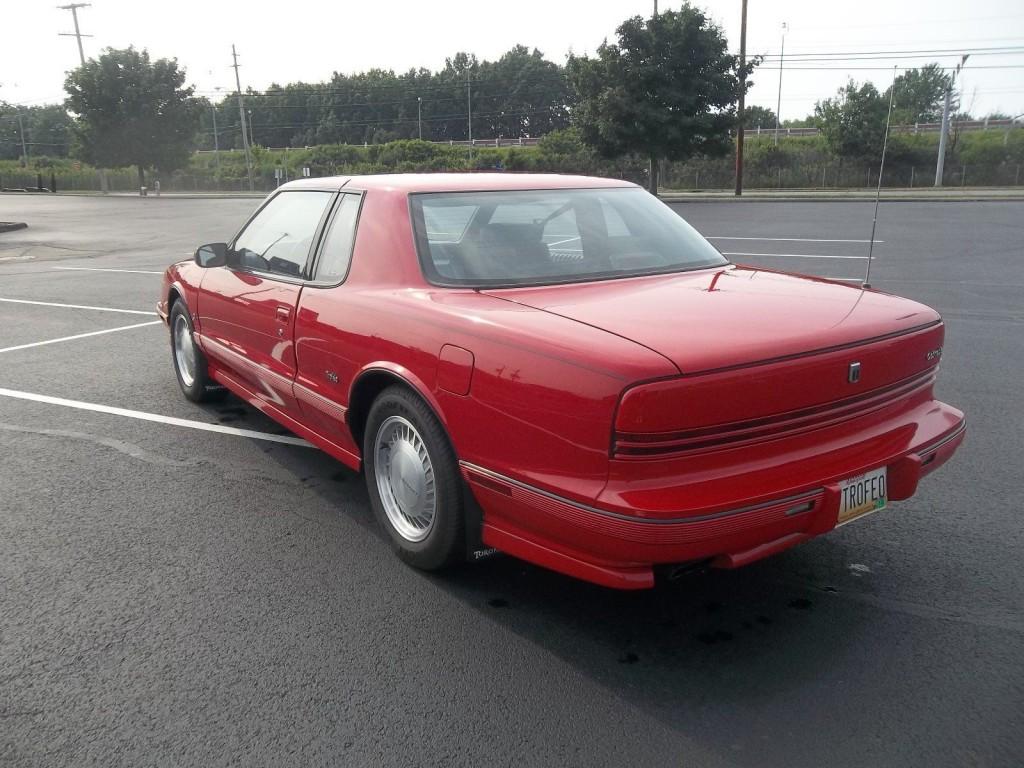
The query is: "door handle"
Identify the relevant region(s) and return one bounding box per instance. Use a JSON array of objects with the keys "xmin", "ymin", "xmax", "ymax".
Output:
[{"xmin": 275, "ymin": 306, "xmax": 291, "ymax": 322}]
